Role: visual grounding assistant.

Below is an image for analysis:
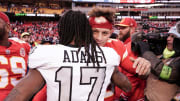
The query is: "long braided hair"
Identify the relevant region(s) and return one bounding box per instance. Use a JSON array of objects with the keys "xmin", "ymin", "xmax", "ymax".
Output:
[{"xmin": 58, "ymin": 10, "xmax": 106, "ymax": 67}]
